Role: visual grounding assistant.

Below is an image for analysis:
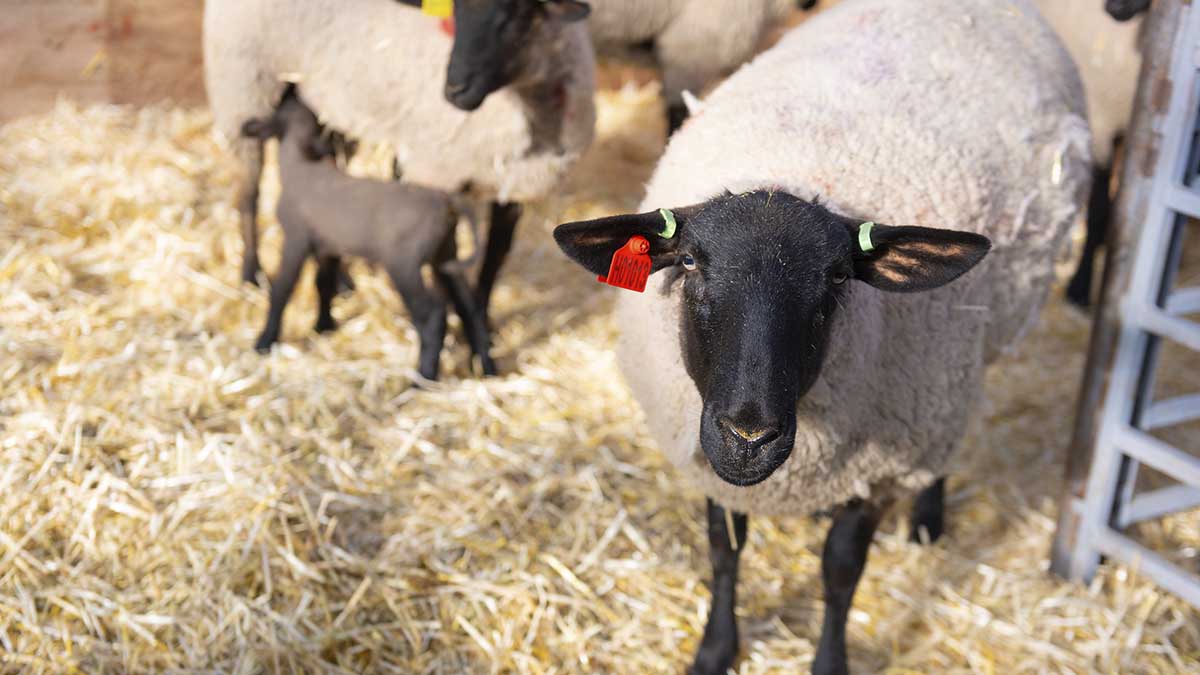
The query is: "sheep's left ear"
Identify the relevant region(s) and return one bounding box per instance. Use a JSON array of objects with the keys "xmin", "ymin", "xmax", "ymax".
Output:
[
  {"xmin": 542, "ymin": 0, "xmax": 590, "ymax": 22},
  {"xmin": 554, "ymin": 205, "xmax": 699, "ymax": 277},
  {"xmin": 849, "ymin": 223, "xmax": 991, "ymax": 292}
]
